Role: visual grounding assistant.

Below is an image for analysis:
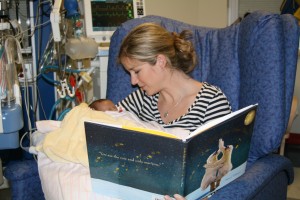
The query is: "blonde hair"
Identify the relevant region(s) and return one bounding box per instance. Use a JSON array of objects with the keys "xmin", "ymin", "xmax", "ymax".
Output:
[{"xmin": 118, "ymin": 23, "xmax": 197, "ymax": 74}]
